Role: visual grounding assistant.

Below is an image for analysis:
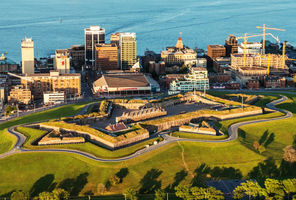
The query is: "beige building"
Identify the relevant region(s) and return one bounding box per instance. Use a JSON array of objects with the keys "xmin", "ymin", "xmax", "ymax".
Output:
[
  {"xmin": 20, "ymin": 71, "xmax": 81, "ymax": 100},
  {"xmin": 119, "ymin": 33, "xmax": 137, "ymax": 70},
  {"xmin": 8, "ymin": 85, "xmax": 33, "ymax": 105},
  {"xmin": 231, "ymin": 53, "xmax": 288, "ymax": 71},
  {"xmin": 21, "ymin": 38, "xmax": 34, "ymax": 74},
  {"xmin": 54, "ymin": 49, "xmax": 70, "ymax": 74},
  {"xmin": 161, "ymin": 37, "xmax": 197, "ymax": 66}
]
